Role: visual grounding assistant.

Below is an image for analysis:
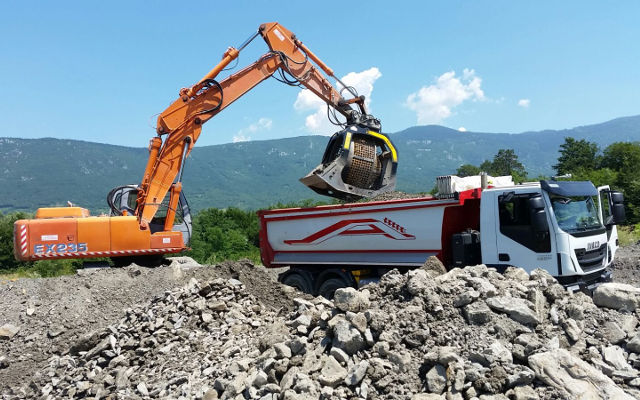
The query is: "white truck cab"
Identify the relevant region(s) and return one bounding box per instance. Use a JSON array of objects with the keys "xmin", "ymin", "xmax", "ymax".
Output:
[{"xmin": 479, "ymin": 180, "xmax": 625, "ymax": 291}]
